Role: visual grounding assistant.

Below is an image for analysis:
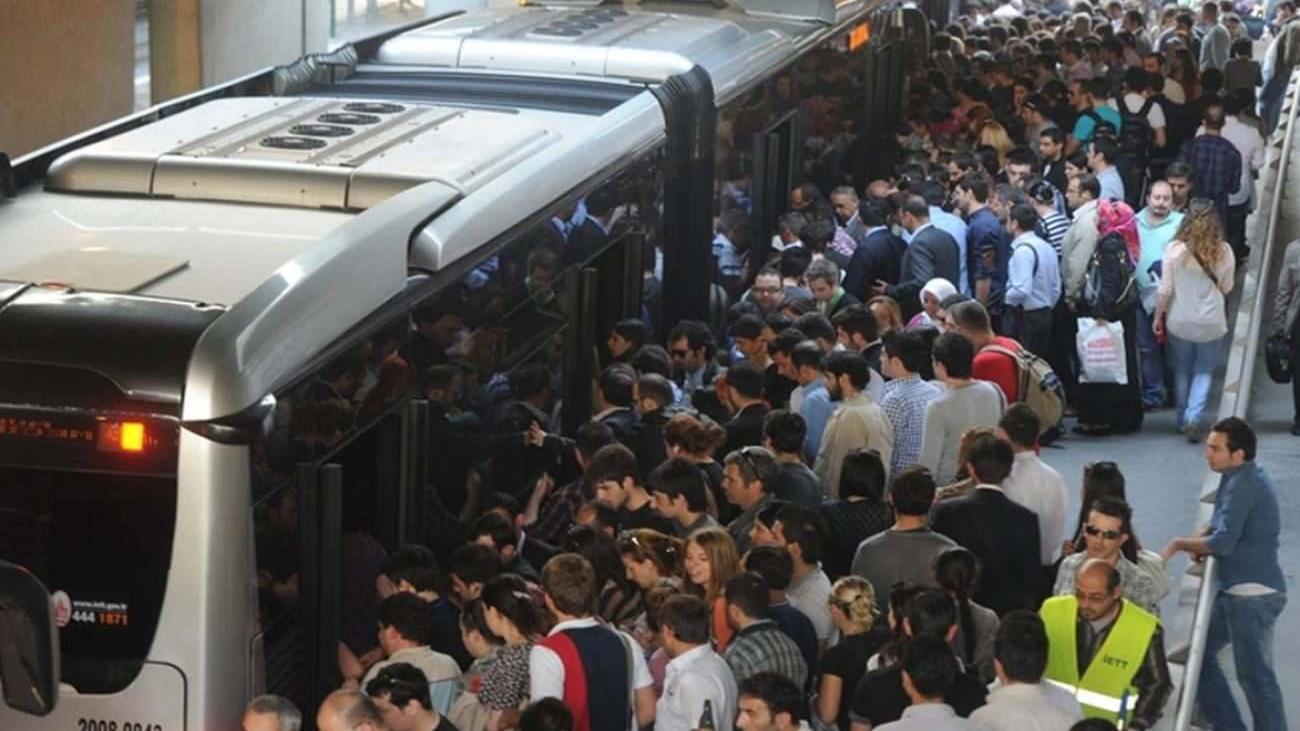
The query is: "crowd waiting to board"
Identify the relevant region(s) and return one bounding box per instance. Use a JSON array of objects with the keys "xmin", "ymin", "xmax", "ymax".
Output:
[{"xmin": 241, "ymin": 0, "xmax": 1295, "ymax": 729}]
